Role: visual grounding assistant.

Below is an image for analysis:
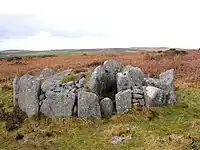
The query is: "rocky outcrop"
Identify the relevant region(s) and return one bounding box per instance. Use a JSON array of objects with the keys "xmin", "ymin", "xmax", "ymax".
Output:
[{"xmin": 13, "ymin": 59, "xmax": 177, "ymax": 118}]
